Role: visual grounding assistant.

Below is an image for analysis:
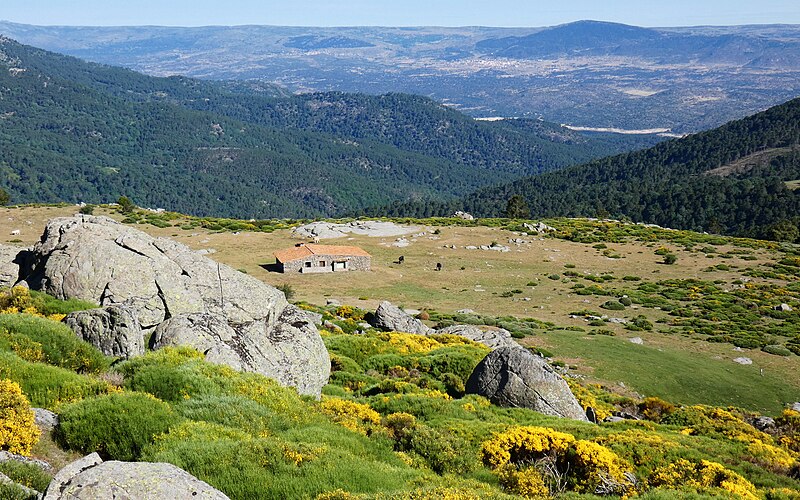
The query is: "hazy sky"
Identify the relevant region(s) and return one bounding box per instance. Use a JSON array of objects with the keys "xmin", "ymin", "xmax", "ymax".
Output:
[{"xmin": 1, "ymin": 0, "xmax": 798, "ymax": 27}]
